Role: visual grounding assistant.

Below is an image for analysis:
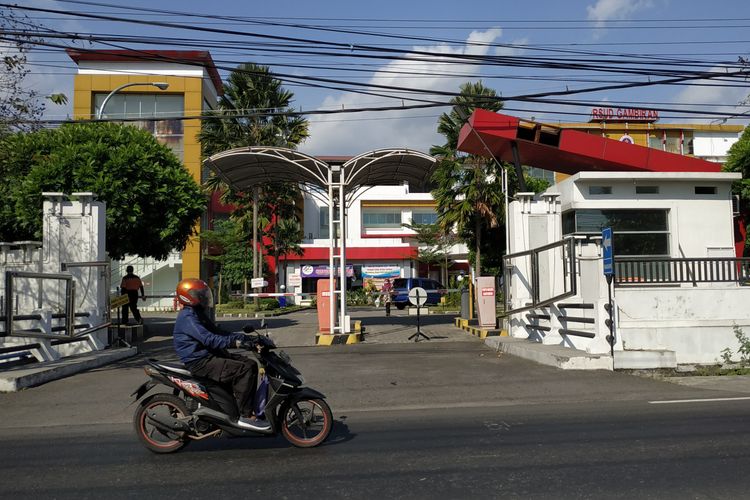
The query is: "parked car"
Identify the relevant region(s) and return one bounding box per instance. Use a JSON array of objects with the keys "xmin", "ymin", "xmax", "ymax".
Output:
[{"xmin": 391, "ymin": 278, "xmax": 445, "ymax": 310}]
